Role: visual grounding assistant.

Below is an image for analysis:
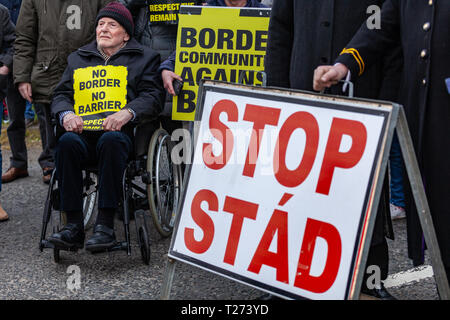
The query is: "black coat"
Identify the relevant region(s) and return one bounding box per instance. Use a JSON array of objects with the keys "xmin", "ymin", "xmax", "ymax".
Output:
[
  {"xmin": 0, "ymin": 4, "xmax": 15, "ymax": 99},
  {"xmin": 51, "ymin": 38, "xmax": 164, "ymax": 138},
  {"xmin": 336, "ymin": 0, "xmax": 450, "ymax": 267},
  {"xmin": 0, "ymin": 3, "xmax": 14, "ymax": 70},
  {"xmin": 0, "ymin": 0, "xmax": 21, "ymax": 24},
  {"xmin": 265, "ymin": 0, "xmax": 402, "ymax": 102},
  {"xmin": 265, "ymin": 0, "xmax": 402, "ymax": 248}
]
